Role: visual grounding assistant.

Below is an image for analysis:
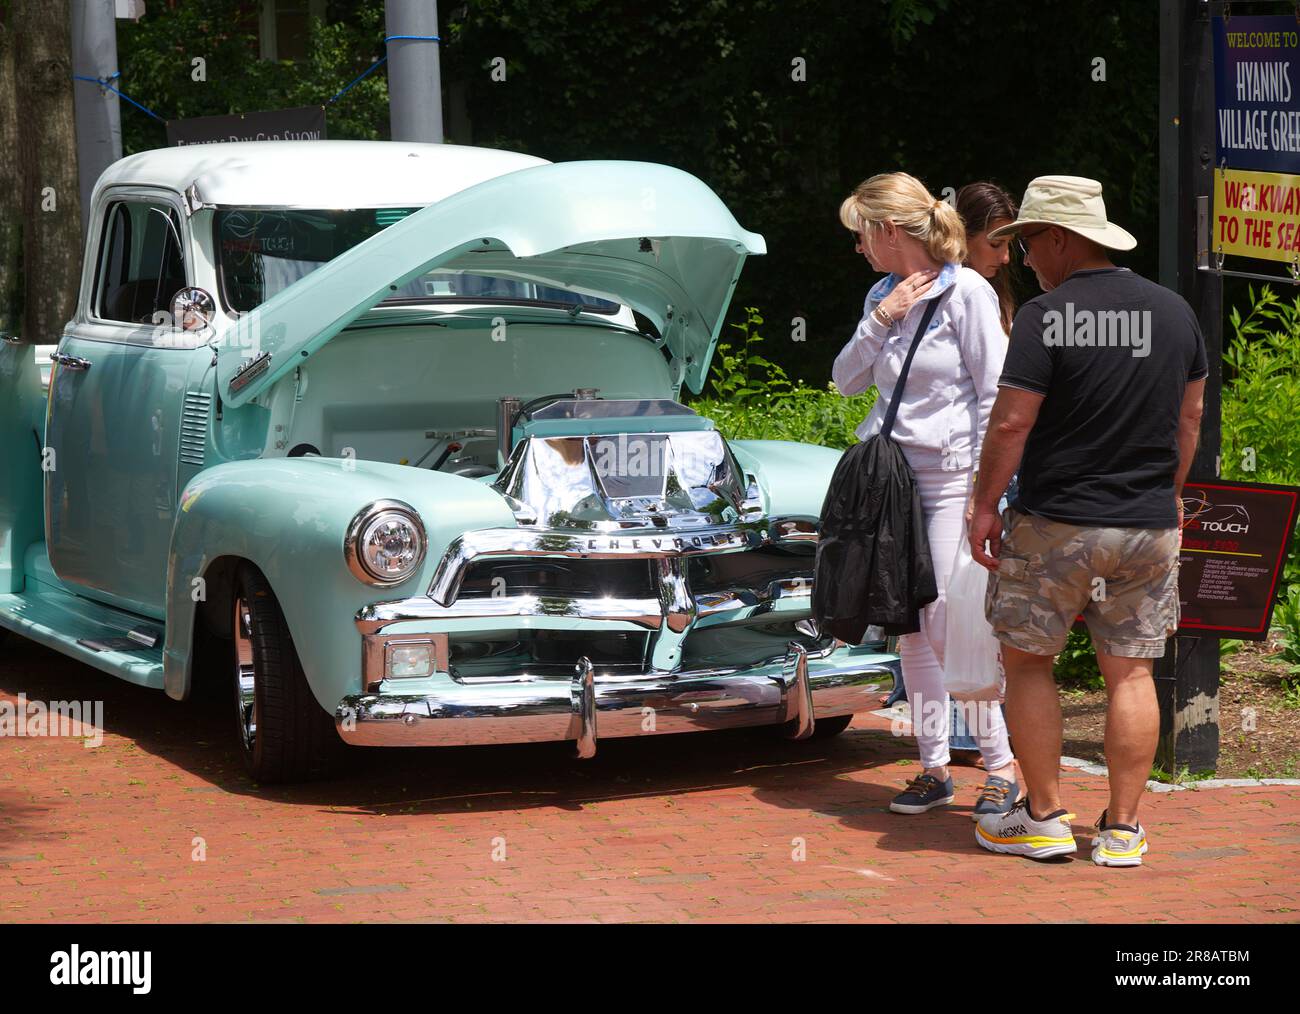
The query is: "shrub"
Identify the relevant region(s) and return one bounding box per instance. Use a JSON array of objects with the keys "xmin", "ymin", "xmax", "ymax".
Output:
[
  {"xmin": 1221, "ymin": 286, "xmax": 1300, "ymax": 593},
  {"xmin": 1054, "ymin": 627, "xmax": 1103, "ymax": 690},
  {"xmin": 688, "ymin": 305, "xmax": 874, "ymax": 449}
]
